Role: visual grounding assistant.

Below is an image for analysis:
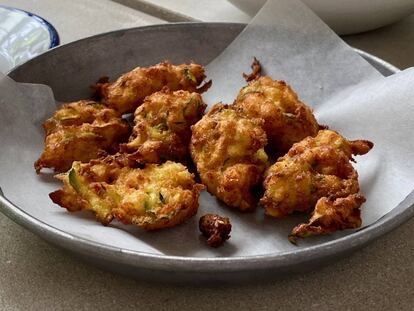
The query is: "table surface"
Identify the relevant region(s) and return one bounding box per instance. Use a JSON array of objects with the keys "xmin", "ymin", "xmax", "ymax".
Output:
[{"xmin": 1, "ymin": 1, "xmax": 414, "ymax": 310}]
